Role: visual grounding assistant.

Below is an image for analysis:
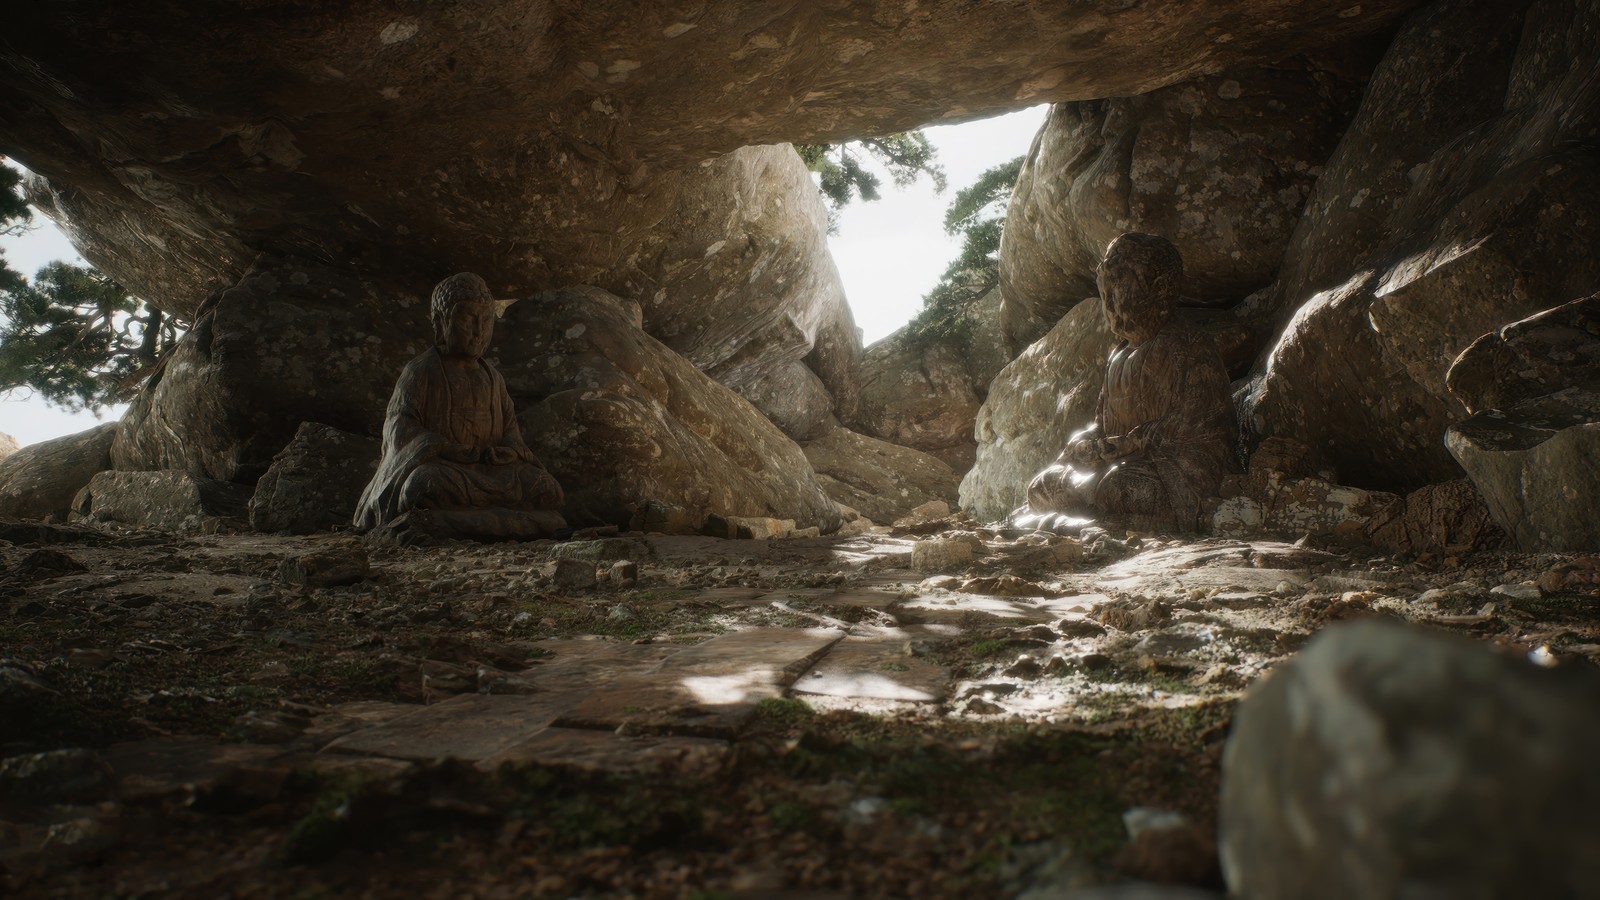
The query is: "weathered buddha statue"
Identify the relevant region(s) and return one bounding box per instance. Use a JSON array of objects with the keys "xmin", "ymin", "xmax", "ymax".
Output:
[
  {"xmin": 354, "ymin": 272, "xmax": 566, "ymax": 542},
  {"xmin": 1022, "ymin": 233, "xmax": 1236, "ymax": 532}
]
